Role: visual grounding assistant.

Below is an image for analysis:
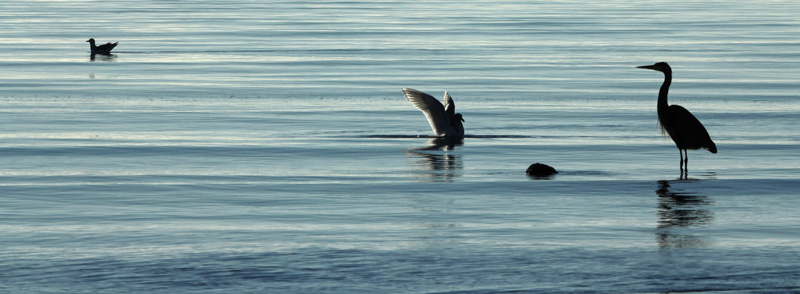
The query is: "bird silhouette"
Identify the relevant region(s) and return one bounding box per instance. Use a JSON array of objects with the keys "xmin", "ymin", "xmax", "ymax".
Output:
[
  {"xmin": 86, "ymin": 38, "xmax": 118, "ymax": 55},
  {"xmin": 638, "ymin": 62, "xmax": 716, "ymax": 177},
  {"xmin": 402, "ymin": 88, "xmax": 465, "ymax": 138}
]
